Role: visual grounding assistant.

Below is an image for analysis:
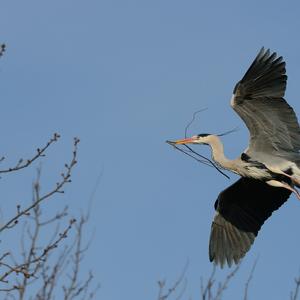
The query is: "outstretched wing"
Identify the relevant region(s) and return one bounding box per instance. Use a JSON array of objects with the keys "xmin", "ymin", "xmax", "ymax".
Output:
[
  {"xmin": 231, "ymin": 48, "xmax": 300, "ymax": 157},
  {"xmin": 209, "ymin": 178, "xmax": 291, "ymax": 267}
]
